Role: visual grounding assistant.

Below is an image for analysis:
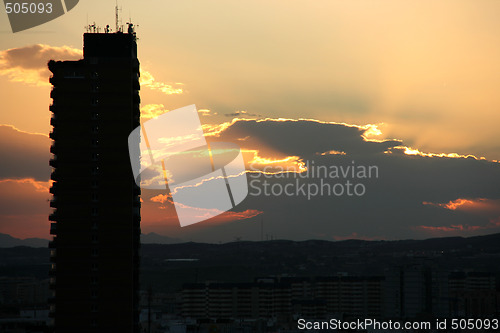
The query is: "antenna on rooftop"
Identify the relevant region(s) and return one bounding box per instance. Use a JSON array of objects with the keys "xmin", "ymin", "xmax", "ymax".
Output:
[
  {"xmin": 126, "ymin": 10, "xmax": 139, "ymax": 38},
  {"xmin": 115, "ymin": 1, "xmax": 122, "ymax": 32}
]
